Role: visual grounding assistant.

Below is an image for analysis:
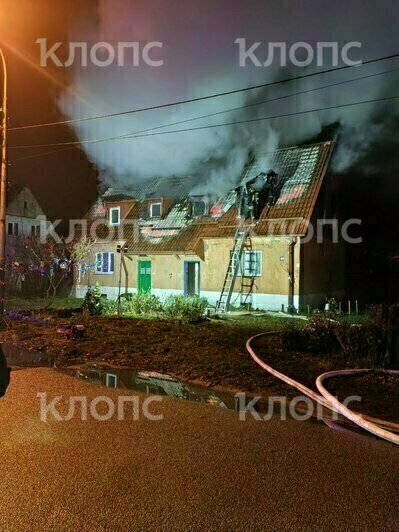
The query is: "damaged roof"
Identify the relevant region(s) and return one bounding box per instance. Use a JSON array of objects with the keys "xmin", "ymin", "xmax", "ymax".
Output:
[
  {"xmin": 92, "ymin": 141, "xmax": 334, "ymax": 255},
  {"xmin": 103, "ymin": 175, "xmax": 198, "ymax": 202}
]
